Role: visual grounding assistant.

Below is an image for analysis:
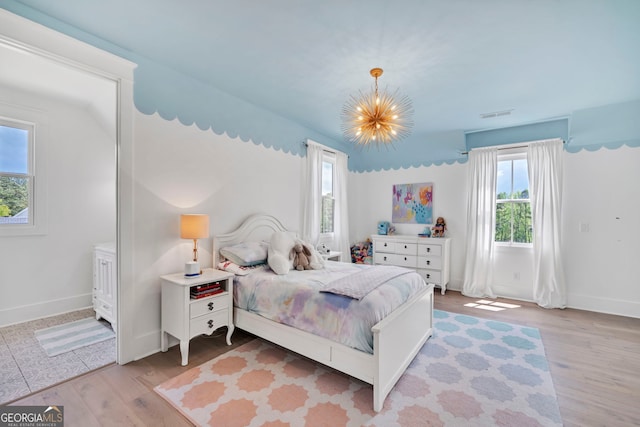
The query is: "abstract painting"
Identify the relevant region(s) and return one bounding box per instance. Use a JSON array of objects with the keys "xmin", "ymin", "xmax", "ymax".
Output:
[{"xmin": 392, "ymin": 182, "xmax": 433, "ymax": 224}]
